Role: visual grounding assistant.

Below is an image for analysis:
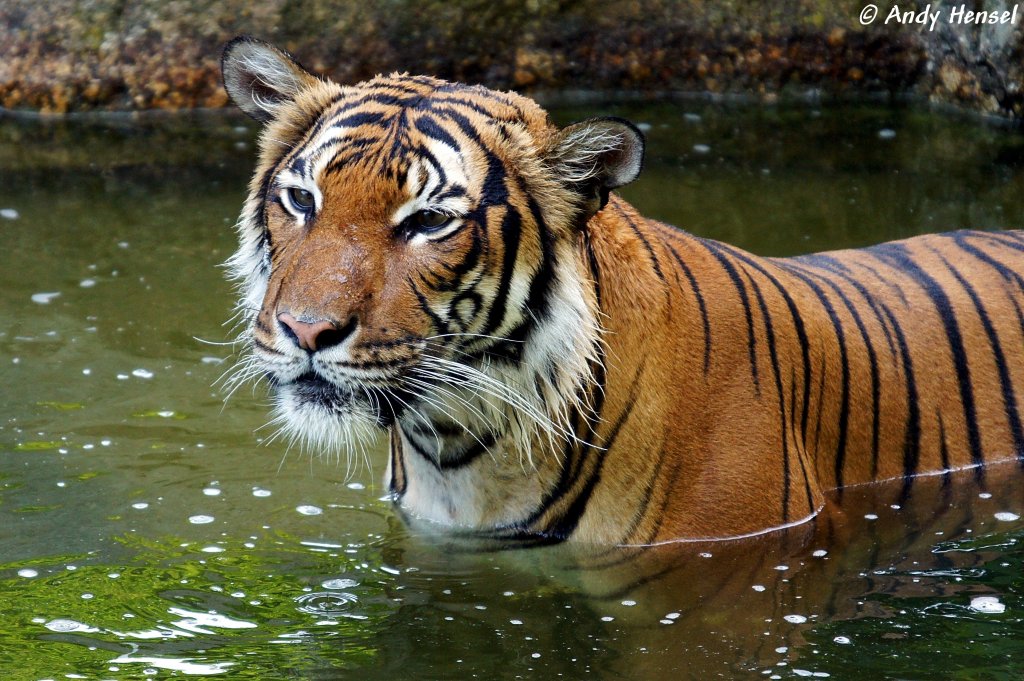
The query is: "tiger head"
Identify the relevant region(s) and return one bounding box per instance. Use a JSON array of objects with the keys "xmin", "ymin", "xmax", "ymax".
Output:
[{"xmin": 220, "ymin": 37, "xmax": 643, "ymax": 465}]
